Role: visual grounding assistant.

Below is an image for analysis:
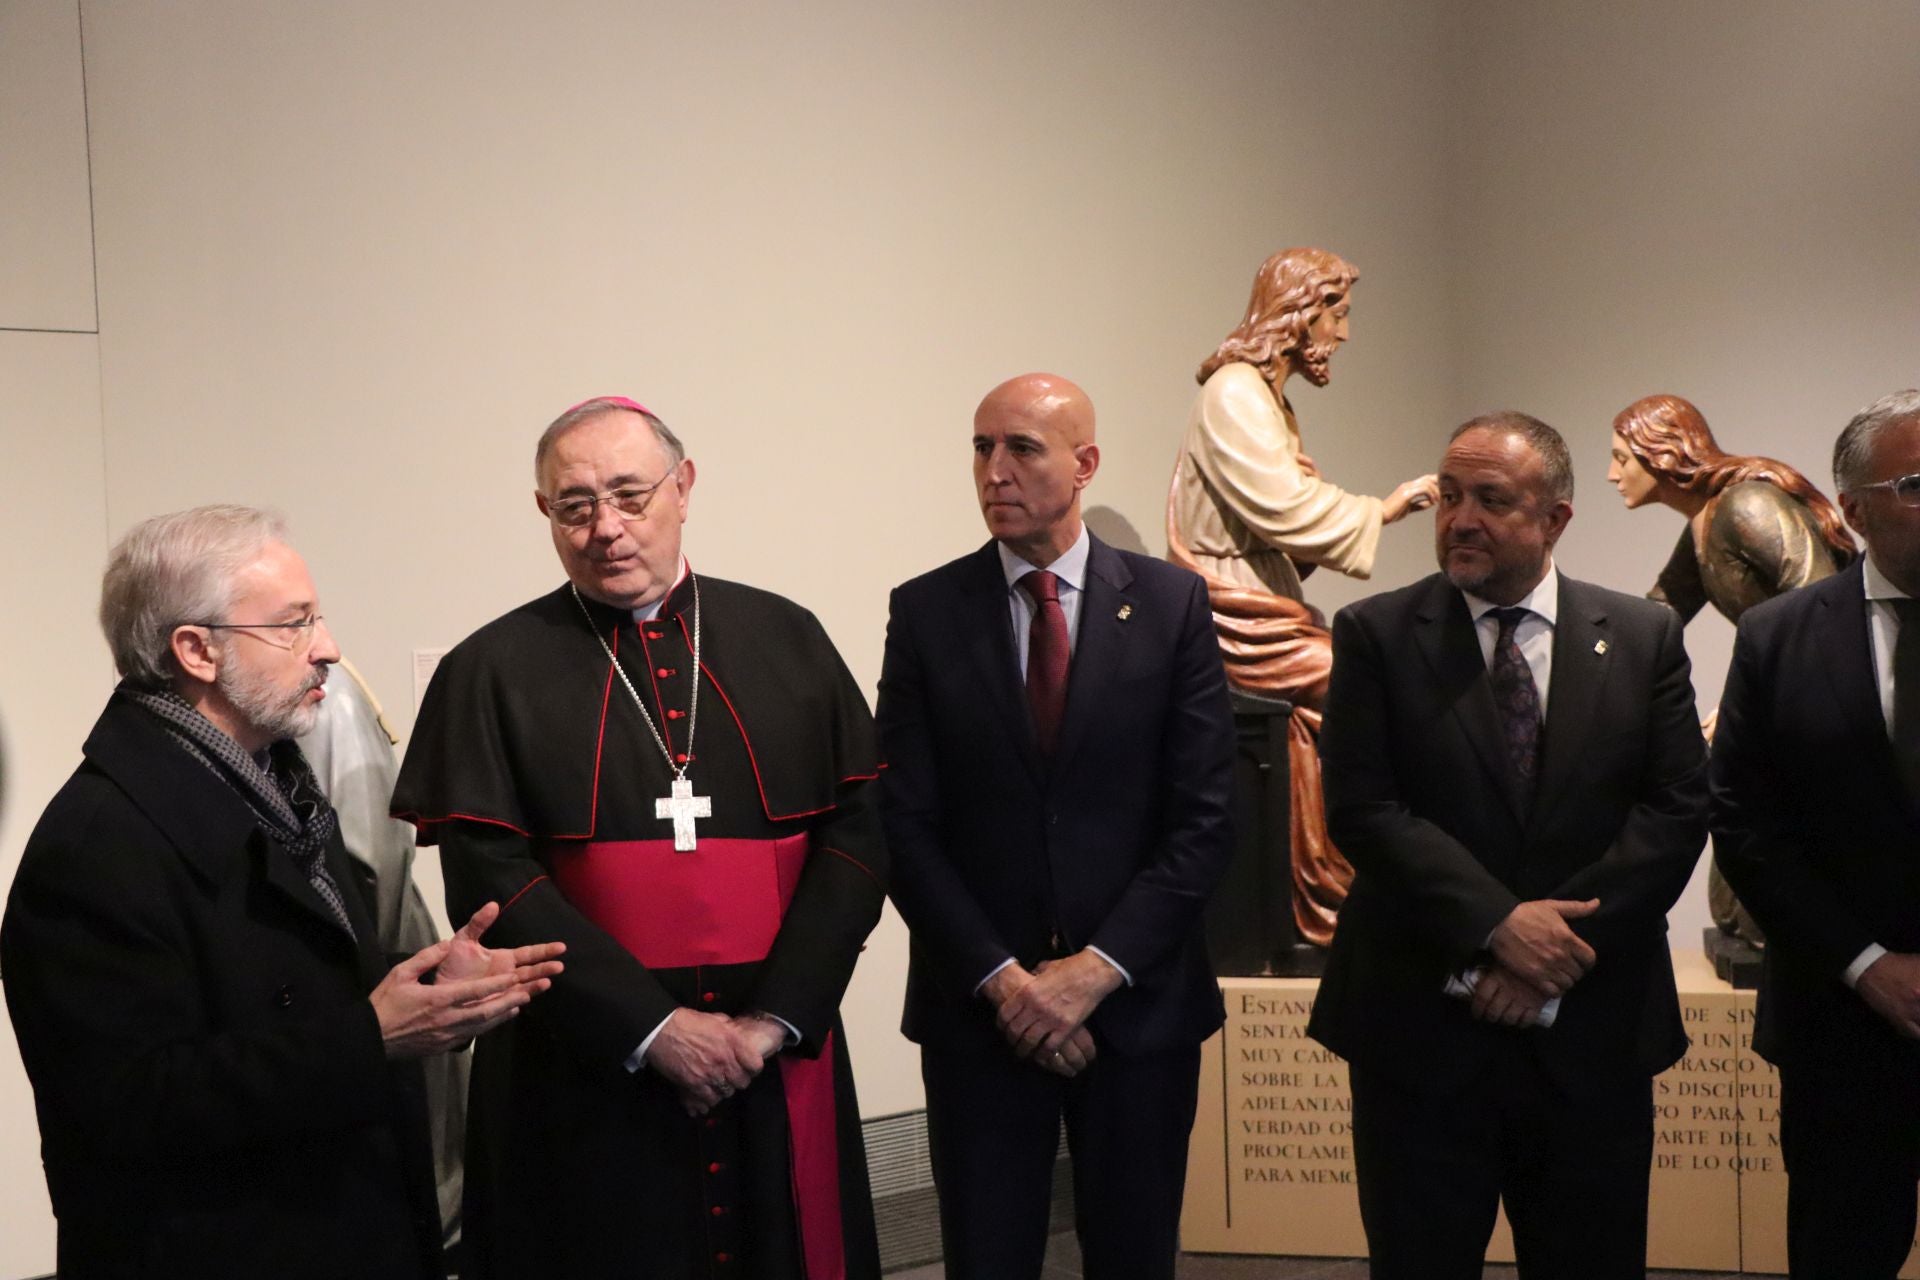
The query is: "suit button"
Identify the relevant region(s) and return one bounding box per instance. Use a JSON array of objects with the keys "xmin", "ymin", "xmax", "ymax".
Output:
[{"xmin": 276, "ymin": 986, "xmax": 294, "ymax": 1007}]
